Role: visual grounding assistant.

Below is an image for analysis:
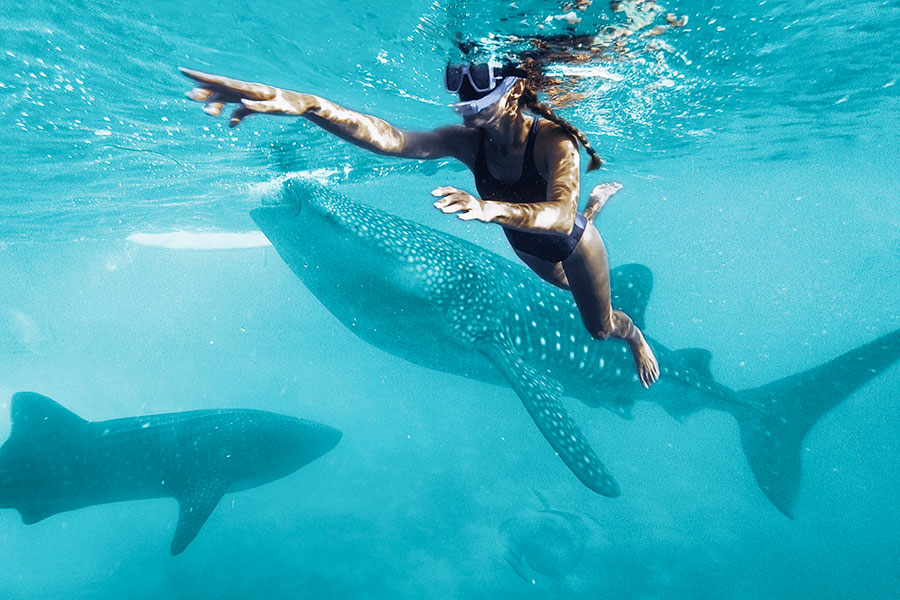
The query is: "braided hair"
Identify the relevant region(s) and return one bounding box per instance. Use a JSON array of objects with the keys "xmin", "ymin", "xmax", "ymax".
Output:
[{"xmin": 516, "ymin": 61, "xmax": 603, "ymax": 171}]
